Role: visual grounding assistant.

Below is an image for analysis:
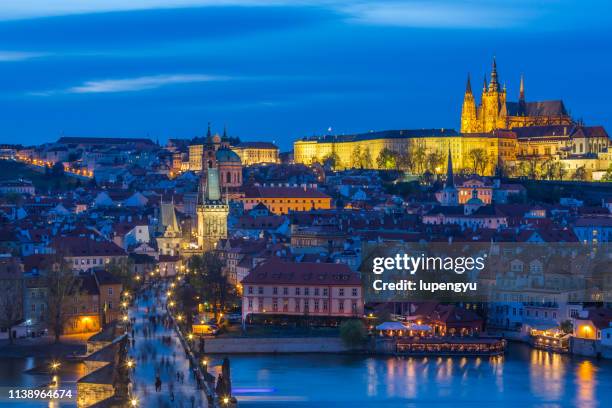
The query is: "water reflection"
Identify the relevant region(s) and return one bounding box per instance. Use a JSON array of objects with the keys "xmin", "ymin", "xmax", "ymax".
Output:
[
  {"xmin": 575, "ymin": 360, "xmax": 596, "ymax": 408},
  {"xmin": 224, "ymin": 344, "xmax": 612, "ymax": 407}
]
